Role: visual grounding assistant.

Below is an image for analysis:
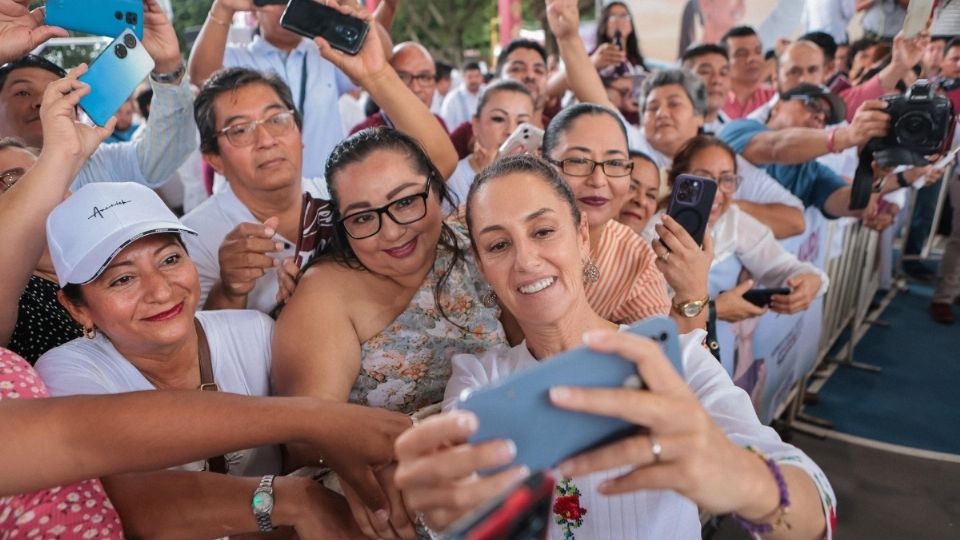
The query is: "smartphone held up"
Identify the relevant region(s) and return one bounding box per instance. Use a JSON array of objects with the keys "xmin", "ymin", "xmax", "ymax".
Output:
[
  {"xmin": 78, "ymin": 30, "xmax": 155, "ymax": 127},
  {"xmin": 280, "ymin": 0, "xmax": 370, "ymax": 55}
]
